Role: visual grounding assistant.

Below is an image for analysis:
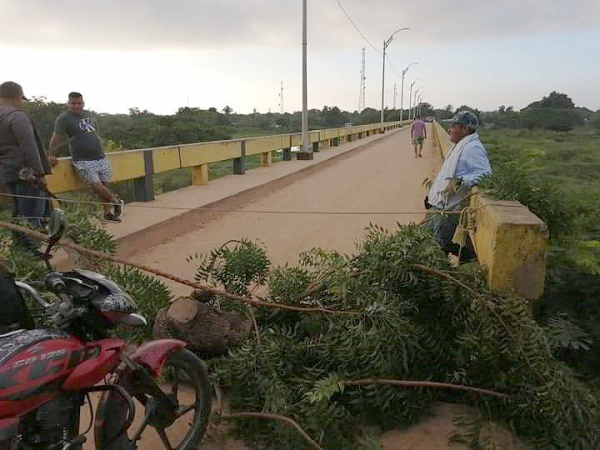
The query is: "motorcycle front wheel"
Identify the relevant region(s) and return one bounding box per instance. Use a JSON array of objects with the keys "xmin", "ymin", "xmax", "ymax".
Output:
[{"xmin": 95, "ymin": 348, "xmax": 212, "ymax": 450}]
